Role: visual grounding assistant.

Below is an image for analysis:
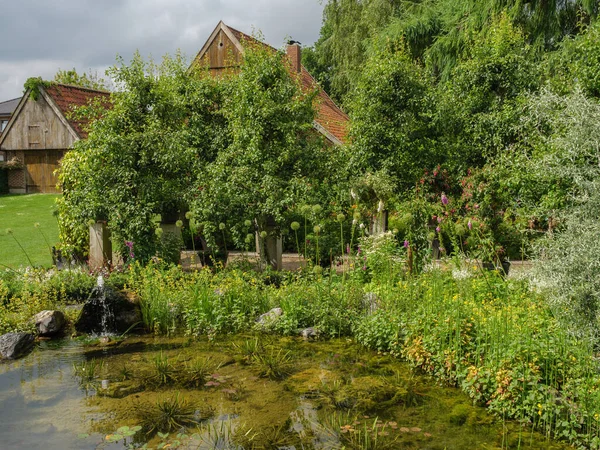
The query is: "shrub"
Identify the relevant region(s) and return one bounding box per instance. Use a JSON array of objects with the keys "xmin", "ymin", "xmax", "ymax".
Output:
[{"xmin": 354, "ymin": 309, "xmax": 403, "ymax": 353}]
